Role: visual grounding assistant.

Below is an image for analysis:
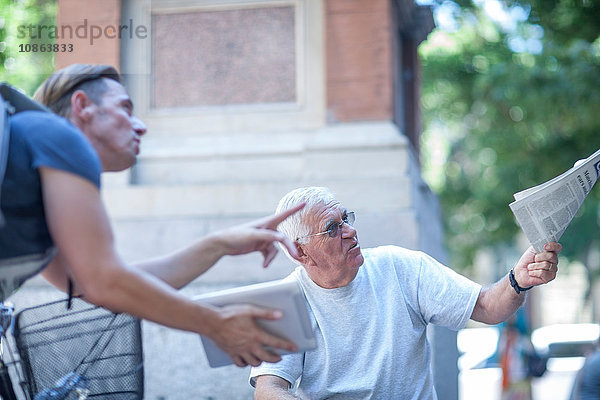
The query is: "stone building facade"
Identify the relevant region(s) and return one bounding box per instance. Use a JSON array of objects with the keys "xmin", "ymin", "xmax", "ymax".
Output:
[{"xmin": 11, "ymin": 1, "xmax": 460, "ymax": 399}]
